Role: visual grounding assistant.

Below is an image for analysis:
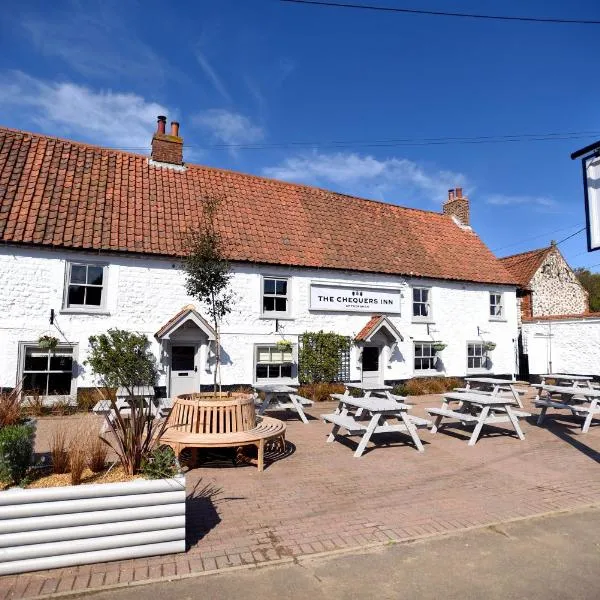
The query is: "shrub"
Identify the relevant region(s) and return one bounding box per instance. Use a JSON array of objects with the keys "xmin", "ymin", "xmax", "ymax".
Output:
[
  {"xmin": 87, "ymin": 433, "xmax": 108, "ymax": 473},
  {"xmin": 0, "ymin": 424, "xmax": 34, "ymax": 485},
  {"xmin": 140, "ymin": 446, "xmax": 178, "ymax": 480},
  {"xmin": 0, "ymin": 384, "xmax": 23, "ymax": 428},
  {"xmin": 68, "ymin": 431, "xmax": 87, "ymax": 486},
  {"xmin": 49, "ymin": 423, "xmax": 70, "ymax": 474},
  {"xmin": 51, "ymin": 396, "xmax": 74, "ymax": 416},
  {"xmin": 22, "ymin": 391, "xmax": 46, "ymax": 417},
  {"xmin": 86, "ymin": 329, "xmax": 163, "ymax": 476},
  {"xmin": 297, "ymin": 382, "xmax": 345, "ymax": 402},
  {"xmin": 77, "ymin": 387, "xmax": 116, "ymax": 412},
  {"xmin": 298, "ymin": 331, "xmax": 351, "ymax": 384},
  {"xmin": 398, "ymin": 377, "xmax": 464, "ymax": 396}
]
